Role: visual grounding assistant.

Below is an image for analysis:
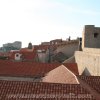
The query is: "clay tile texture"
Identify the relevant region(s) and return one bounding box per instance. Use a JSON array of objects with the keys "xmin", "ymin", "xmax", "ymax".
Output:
[
  {"xmin": 78, "ymin": 75, "xmax": 100, "ymax": 94},
  {"xmin": 0, "ymin": 80, "xmax": 96, "ymax": 100},
  {"xmin": 0, "ymin": 60, "xmax": 79, "ymax": 77}
]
